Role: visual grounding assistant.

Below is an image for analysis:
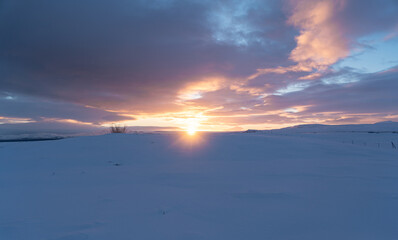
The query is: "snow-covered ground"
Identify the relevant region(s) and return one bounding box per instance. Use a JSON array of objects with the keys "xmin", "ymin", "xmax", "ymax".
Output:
[
  {"xmin": 1, "ymin": 126, "xmax": 398, "ymax": 239},
  {"xmin": 248, "ymin": 121, "xmax": 398, "ymax": 151}
]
